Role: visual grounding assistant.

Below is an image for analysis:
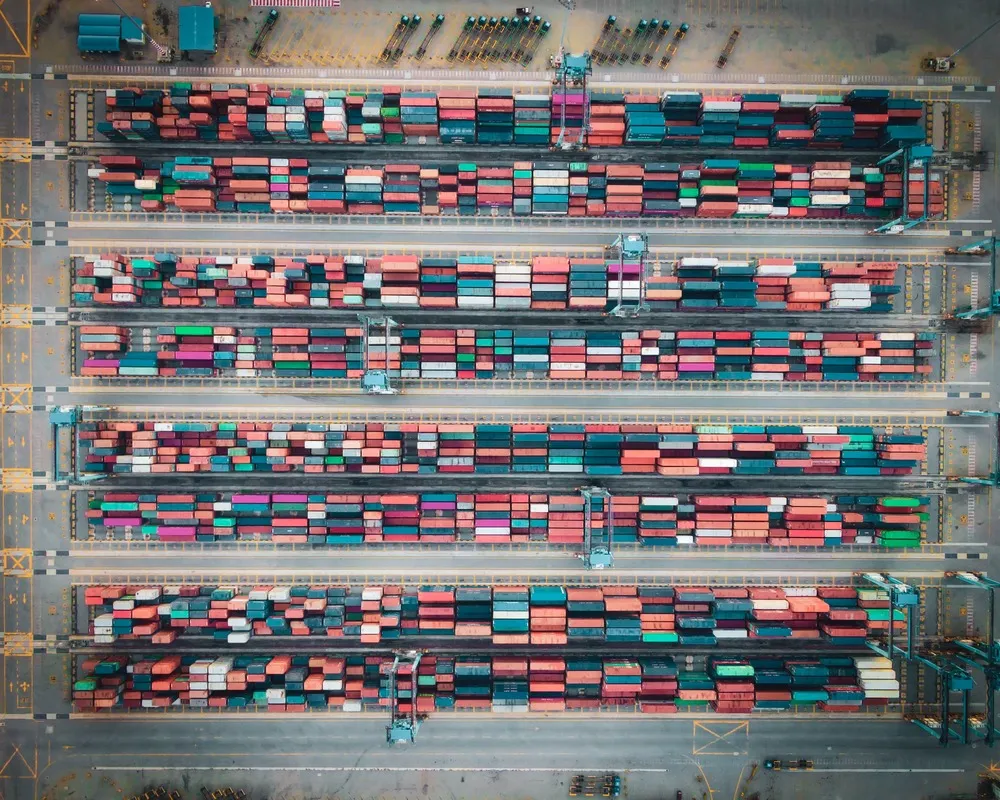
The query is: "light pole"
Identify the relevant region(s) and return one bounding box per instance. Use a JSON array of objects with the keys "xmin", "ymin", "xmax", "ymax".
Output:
[{"xmin": 95, "ymin": 0, "xmax": 170, "ymax": 58}]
